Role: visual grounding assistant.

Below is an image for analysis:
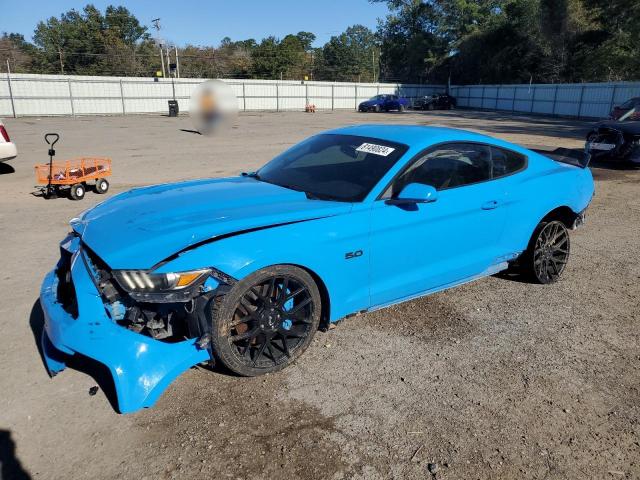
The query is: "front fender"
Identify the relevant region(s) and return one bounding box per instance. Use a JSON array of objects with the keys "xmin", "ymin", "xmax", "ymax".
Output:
[{"xmin": 155, "ymin": 209, "xmax": 371, "ymax": 321}]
